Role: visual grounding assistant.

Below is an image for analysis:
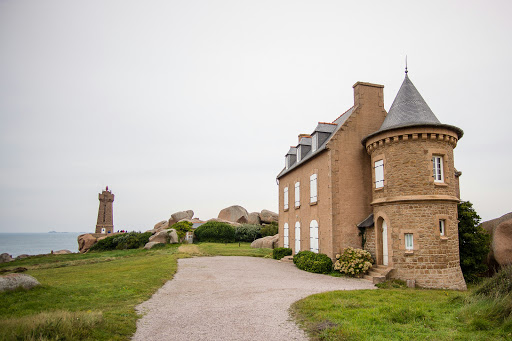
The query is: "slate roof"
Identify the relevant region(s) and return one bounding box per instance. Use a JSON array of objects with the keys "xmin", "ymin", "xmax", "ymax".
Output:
[
  {"xmin": 362, "ymin": 73, "xmax": 463, "ymax": 144},
  {"xmin": 276, "ymin": 107, "xmax": 354, "ymax": 179},
  {"xmin": 357, "ymin": 214, "xmax": 374, "ymax": 228}
]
